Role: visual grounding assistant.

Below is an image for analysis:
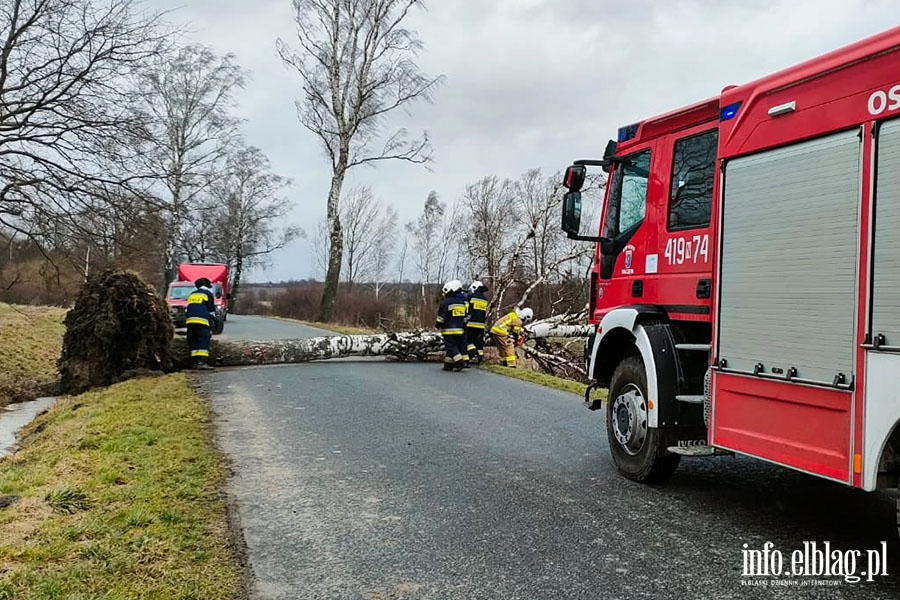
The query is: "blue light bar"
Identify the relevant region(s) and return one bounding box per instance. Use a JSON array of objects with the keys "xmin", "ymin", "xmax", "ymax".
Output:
[
  {"xmin": 720, "ymin": 101, "xmax": 742, "ymax": 121},
  {"xmin": 617, "ymin": 123, "xmax": 640, "ymax": 142}
]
